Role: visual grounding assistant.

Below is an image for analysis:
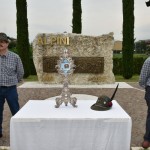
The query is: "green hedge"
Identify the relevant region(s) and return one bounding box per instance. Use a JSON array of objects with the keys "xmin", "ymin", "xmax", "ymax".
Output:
[
  {"xmin": 30, "ymin": 57, "xmax": 148, "ymax": 76},
  {"xmin": 113, "ymin": 57, "xmax": 147, "ymax": 75},
  {"xmin": 113, "ymin": 58, "xmax": 123, "ymax": 75},
  {"xmin": 133, "ymin": 57, "xmax": 145, "ymax": 74}
]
